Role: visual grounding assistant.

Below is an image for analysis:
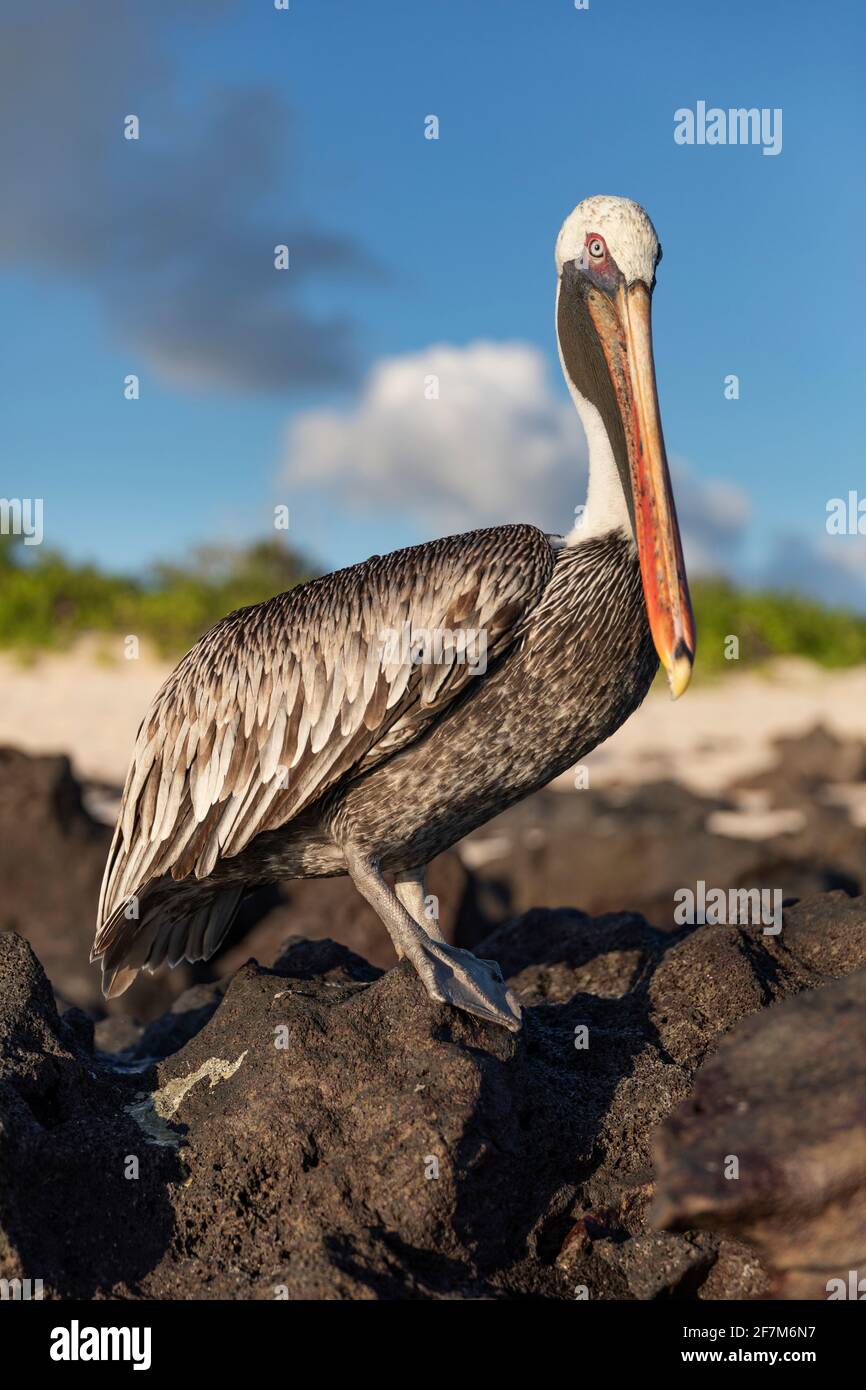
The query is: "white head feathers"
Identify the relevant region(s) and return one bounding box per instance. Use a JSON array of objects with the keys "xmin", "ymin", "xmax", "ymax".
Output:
[{"xmin": 555, "ymin": 195, "xmax": 660, "ymax": 287}]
